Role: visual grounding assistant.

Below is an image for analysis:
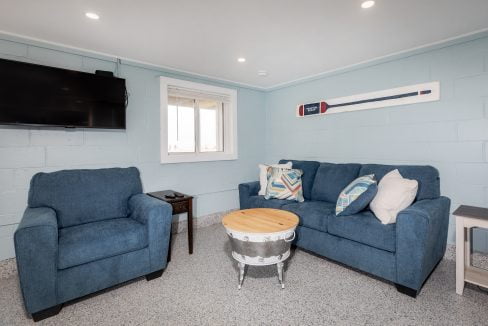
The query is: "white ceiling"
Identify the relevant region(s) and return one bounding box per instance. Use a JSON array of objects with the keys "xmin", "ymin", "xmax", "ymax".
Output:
[{"xmin": 1, "ymin": 0, "xmax": 488, "ymax": 89}]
